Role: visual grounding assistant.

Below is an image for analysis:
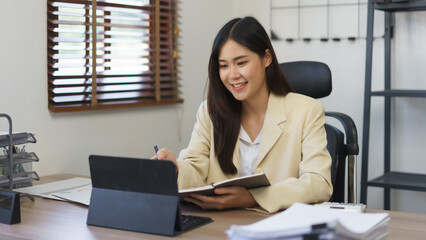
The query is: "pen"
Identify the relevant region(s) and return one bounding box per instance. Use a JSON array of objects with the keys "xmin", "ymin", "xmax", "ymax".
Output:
[
  {"xmin": 154, "ymin": 145, "xmax": 178, "ymax": 174},
  {"xmin": 154, "ymin": 145, "xmax": 159, "ymax": 158}
]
